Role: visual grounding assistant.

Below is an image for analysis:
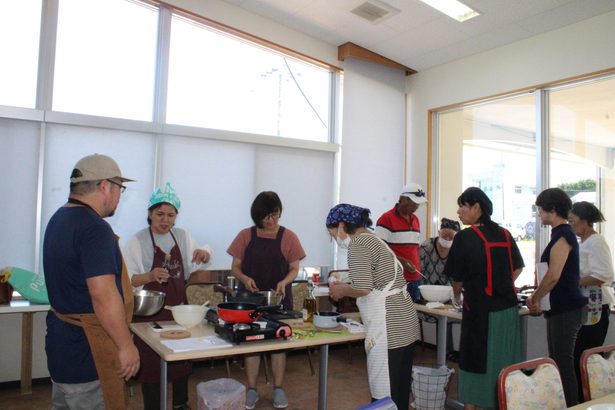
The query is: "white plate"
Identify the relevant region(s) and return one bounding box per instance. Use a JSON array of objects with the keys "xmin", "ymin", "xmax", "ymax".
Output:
[{"xmin": 587, "ymin": 404, "xmax": 615, "ymax": 410}]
